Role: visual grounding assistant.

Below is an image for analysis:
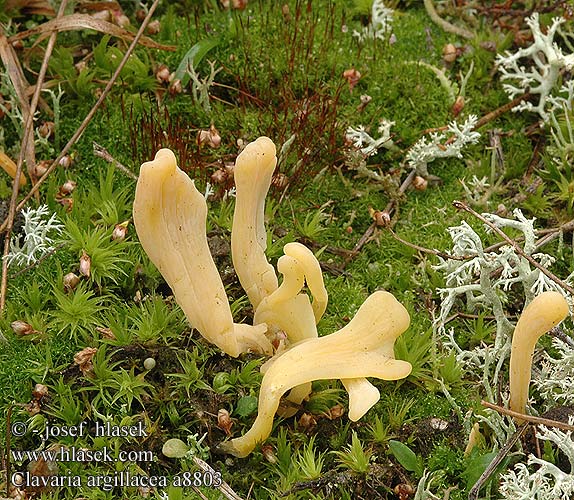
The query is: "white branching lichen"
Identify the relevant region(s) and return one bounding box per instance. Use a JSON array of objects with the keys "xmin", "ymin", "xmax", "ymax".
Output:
[
  {"xmin": 496, "ymin": 13, "xmax": 574, "ymax": 121},
  {"xmin": 345, "ymin": 120, "xmax": 396, "ymax": 156},
  {"xmin": 405, "ymin": 115, "xmax": 480, "ymax": 176},
  {"xmin": 534, "ymin": 337, "xmax": 574, "ymax": 406},
  {"xmin": 499, "ymin": 417, "xmax": 574, "ymax": 500},
  {"xmin": 353, "ymin": 0, "xmax": 393, "ymax": 43},
  {"xmin": 5, "ymin": 205, "xmax": 63, "ymax": 267}
]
